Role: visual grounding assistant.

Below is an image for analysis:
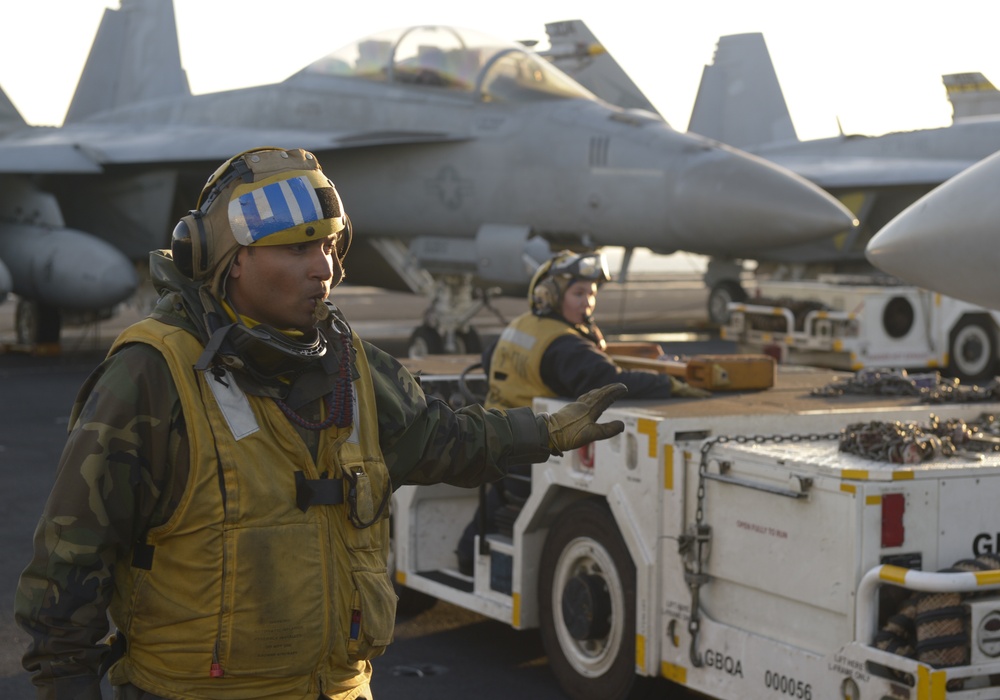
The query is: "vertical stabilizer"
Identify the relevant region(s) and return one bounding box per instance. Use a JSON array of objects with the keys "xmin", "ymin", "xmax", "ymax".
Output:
[
  {"xmin": 65, "ymin": 0, "xmax": 189, "ymax": 124},
  {"xmin": 539, "ymin": 20, "xmax": 661, "ymax": 117},
  {"xmin": 688, "ymin": 33, "xmax": 796, "ymax": 148},
  {"xmin": 944, "ymin": 72, "xmax": 1000, "ymax": 121},
  {"xmin": 0, "ymin": 85, "xmax": 26, "ymax": 130}
]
